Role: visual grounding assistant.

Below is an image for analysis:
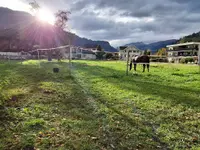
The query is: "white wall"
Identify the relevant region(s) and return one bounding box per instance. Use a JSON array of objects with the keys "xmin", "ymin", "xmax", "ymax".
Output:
[
  {"xmin": 0, "ymin": 52, "xmax": 21, "ymax": 56},
  {"xmin": 119, "ymin": 51, "xmax": 141, "ymax": 60},
  {"xmin": 82, "ymin": 54, "xmax": 96, "ymax": 60}
]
